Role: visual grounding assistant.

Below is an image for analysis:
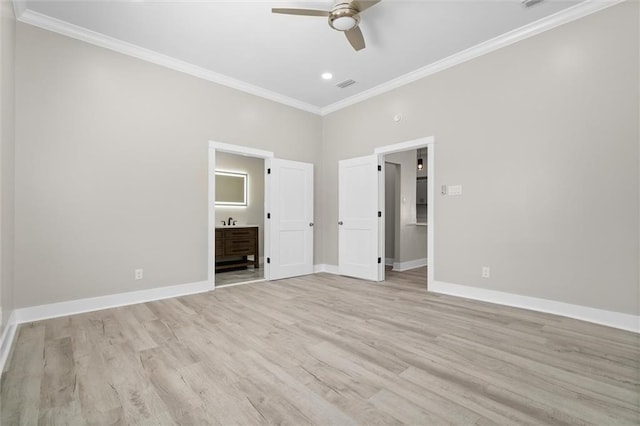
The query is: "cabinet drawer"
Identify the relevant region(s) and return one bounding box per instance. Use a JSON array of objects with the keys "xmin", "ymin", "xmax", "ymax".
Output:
[
  {"xmin": 224, "ymin": 228, "xmax": 256, "ymax": 238},
  {"xmin": 224, "ymin": 239, "xmax": 255, "ymax": 255}
]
